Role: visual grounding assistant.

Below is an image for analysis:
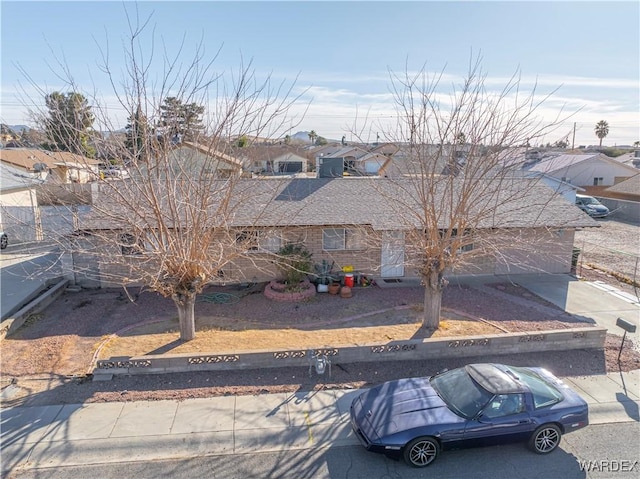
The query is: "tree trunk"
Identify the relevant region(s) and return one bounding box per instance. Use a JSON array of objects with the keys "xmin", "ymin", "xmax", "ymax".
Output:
[
  {"xmin": 173, "ymin": 292, "xmax": 197, "ymax": 341},
  {"xmin": 422, "ymin": 269, "xmax": 446, "ymax": 330}
]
